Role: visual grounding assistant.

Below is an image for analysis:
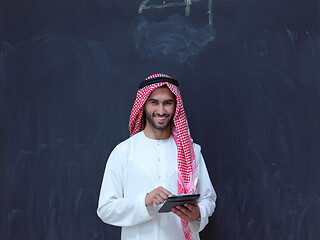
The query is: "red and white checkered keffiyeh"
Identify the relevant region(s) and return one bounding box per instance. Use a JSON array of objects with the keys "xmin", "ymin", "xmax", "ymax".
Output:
[{"xmin": 129, "ymin": 73, "xmax": 198, "ymax": 240}]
